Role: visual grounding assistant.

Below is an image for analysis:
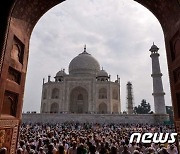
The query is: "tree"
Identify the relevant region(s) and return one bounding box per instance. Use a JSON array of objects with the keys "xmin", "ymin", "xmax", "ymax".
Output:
[{"xmin": 134, "ymin": 99, "xmax": 151, "ymax": 114}]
